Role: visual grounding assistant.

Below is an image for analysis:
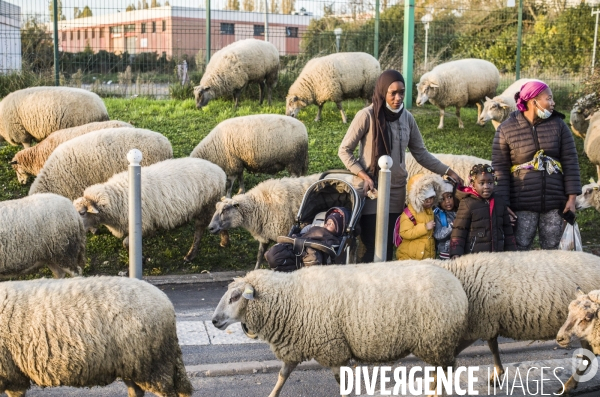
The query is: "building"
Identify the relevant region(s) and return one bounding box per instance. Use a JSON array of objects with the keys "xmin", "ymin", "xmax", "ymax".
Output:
[
  {"xmin": 52, "ymin": 6, "xmax": 312, "ymax": 58},
  {"xmin": 0, "ymin": 0, "xmax": 21, "ymax": 73}
]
